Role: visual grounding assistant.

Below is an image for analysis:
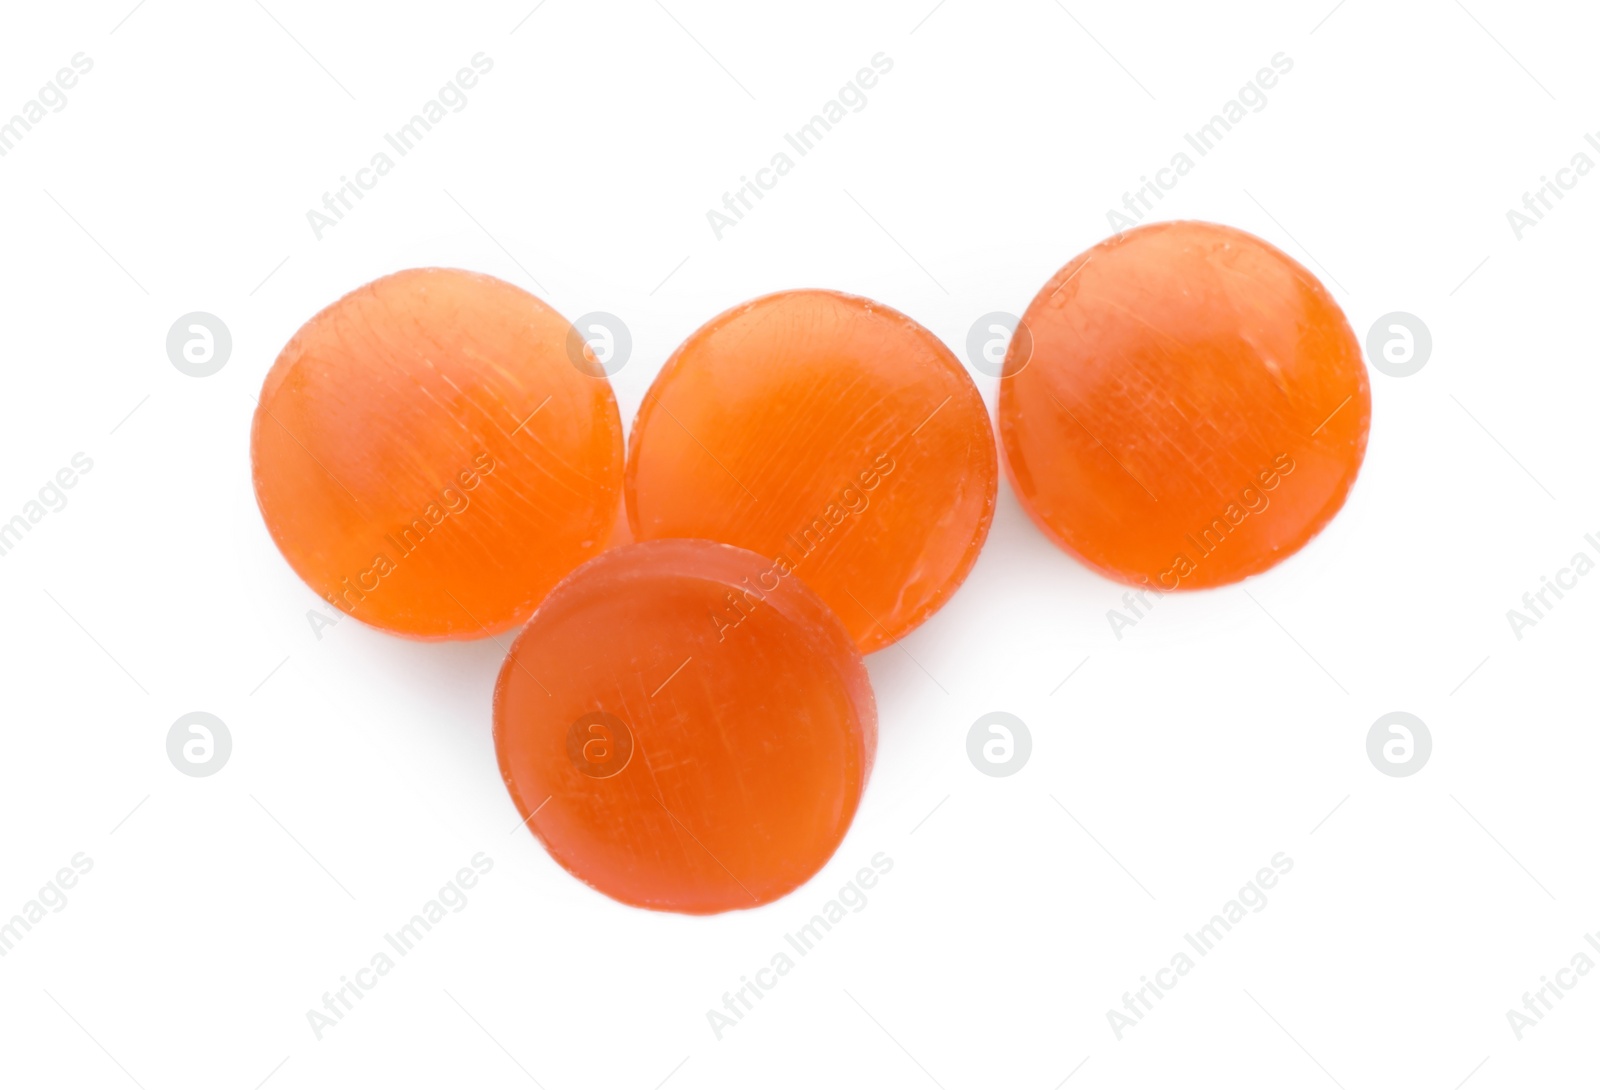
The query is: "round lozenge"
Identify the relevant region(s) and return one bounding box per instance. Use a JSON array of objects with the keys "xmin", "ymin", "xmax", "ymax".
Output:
[
  {"xmin": 999, "ymin": 221, "xmax": 1371, "ymax": 591},
  {"xmin": 626, "ymin": 289, "xmax": 997, "ymax": 652},
  {"xmin": 251, "ymin": 268, "xmax": 624, "ymax": 639},
  {"xmin": 495, "ymin": 539, "xmax": 876, "ymax": 914}
]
